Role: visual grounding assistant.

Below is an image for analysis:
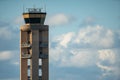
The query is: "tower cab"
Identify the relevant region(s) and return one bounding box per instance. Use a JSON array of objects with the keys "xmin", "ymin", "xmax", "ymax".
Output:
[{"xmin": 23, "ymin": 8, "xmax": 46, "ymax": 24}]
